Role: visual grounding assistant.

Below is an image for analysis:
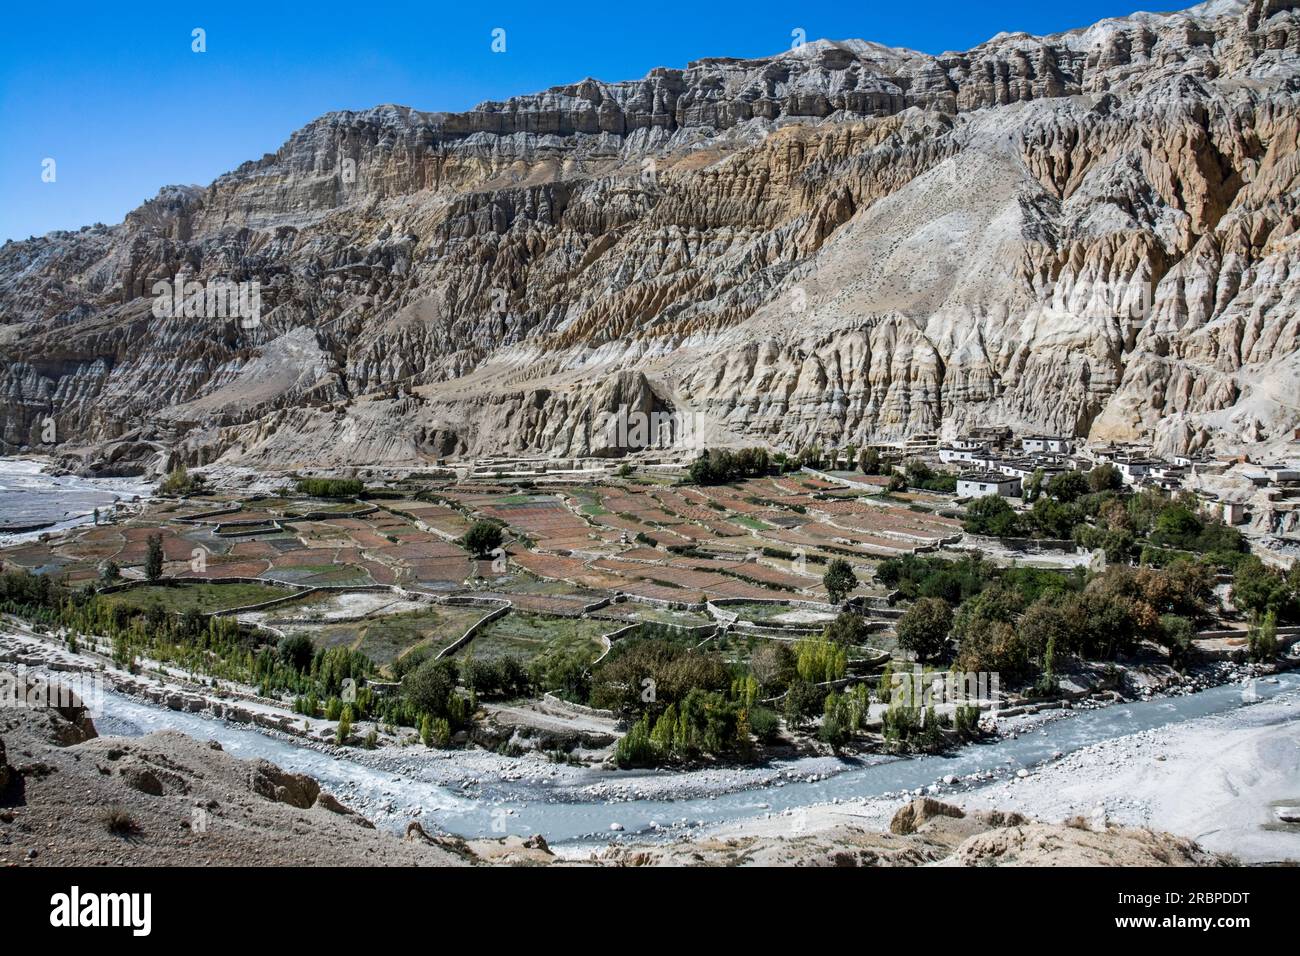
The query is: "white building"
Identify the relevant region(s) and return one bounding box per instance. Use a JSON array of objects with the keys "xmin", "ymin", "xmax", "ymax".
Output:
[
  {"xmin": 1222, "ymin": 501, "xmax": 1248, "ymax": 526},
  {"xmin": 958, "ymin": 472, "xmax": 1022, "ymax": 499},
  {"xmin": 939, "ymin": 444, "xmax": 989, "ymax": 465},
  {"xmin": 1022, "ymin": 435, "xmax": 1073, "ymax": 455},
  {"xmin": 1114, "ymin": 458, "xmax": 1158, "ymax": 484}
]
